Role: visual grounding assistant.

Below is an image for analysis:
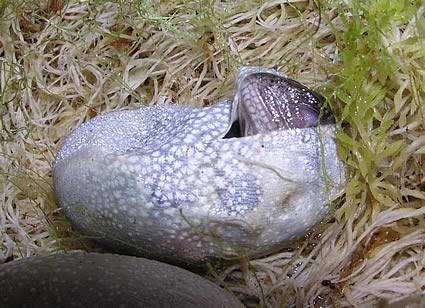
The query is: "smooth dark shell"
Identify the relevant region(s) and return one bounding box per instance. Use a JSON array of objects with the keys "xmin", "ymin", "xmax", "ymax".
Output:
[{"xmin": 0, "ymin": 251, "xmax": 242, "ymax": 308}]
